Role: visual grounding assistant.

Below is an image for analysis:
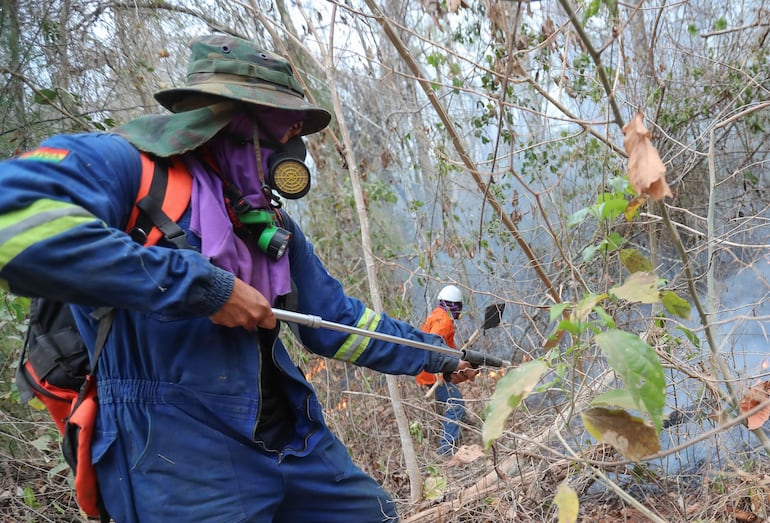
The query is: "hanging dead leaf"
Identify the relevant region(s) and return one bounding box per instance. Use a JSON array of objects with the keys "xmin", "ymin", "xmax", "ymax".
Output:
[
  {"xmin": 740, "ymin": 381, "xmax": 770, "ymax": 430},
  {"xmin": 582, "ymin": 407, "xmax": 660, "ymax": 461},
  {"xmin": 486, "ymin": 0, "xmax": 509, "ymax": 35},
  {"xmin": 622, "ymin": 110, "xmax": 672, "ymax": 201},
  {"xmin": 446, "ymin": 0, "xmax": 469, "ymax": 13}
]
